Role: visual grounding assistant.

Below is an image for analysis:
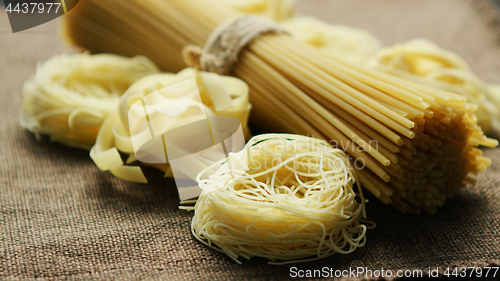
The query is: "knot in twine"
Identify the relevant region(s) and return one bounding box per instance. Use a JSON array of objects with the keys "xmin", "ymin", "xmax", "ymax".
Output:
[{"xmin": 182, "ymin": 16, "xmax": 286, "ymax": 75}]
